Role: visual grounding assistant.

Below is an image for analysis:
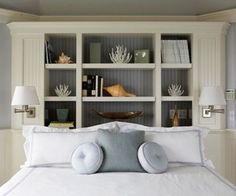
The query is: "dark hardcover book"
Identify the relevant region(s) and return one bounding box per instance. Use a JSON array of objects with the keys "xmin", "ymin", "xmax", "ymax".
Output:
[
  {"xmin": 91, "ymin": 75, "xmax": 96, "ymax": 96},
  {"xmin": 47, "ymin": 41, "xmax": 55, "ymax": 63},
  {"xmin": 87, "ymin": 75, "xmax": 93, "ymax": 96},
  {"xmin": 82, "ymin": 75, "xmax": 88, "ymax": 96},
  {"xmin": 97, "ymin": 76, "xmax": 103, "ymax": 97},
  {"xmin": 44, "ymin": 41, "xmax": 49, "ymax": 64}
]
